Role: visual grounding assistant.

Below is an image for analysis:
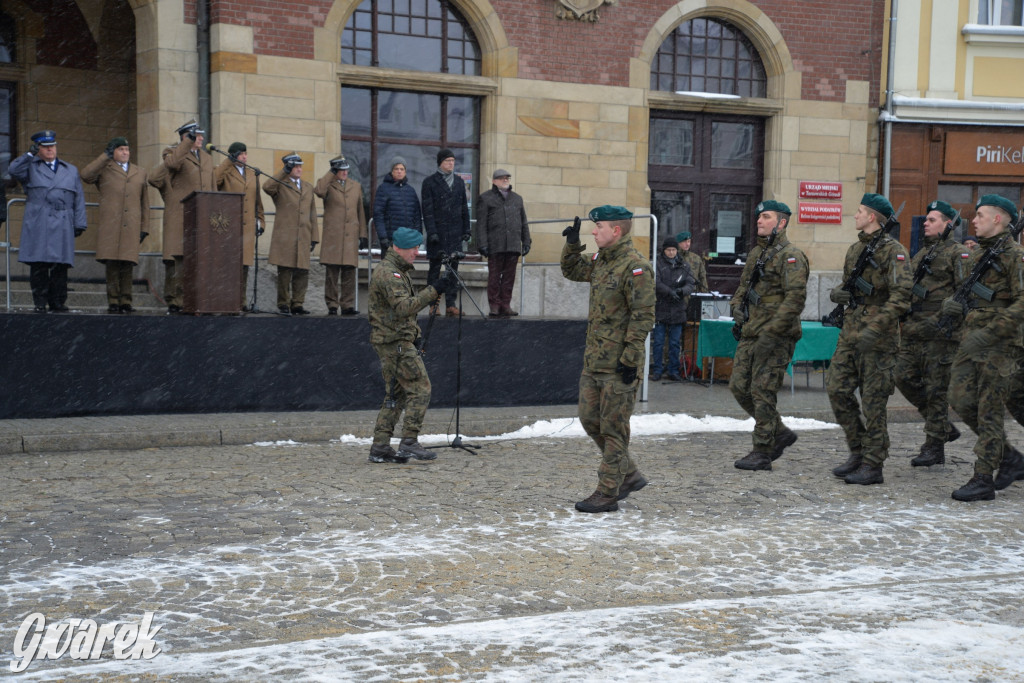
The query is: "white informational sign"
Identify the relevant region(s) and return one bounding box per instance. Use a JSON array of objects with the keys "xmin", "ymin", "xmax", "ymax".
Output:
[
  {"xmin": 716, "ymin": 236, "xmax": 736, "ymax": 253},
  {"xmin": 716, "ymin": 210, "xmax": 743, "ymax": 236}
]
